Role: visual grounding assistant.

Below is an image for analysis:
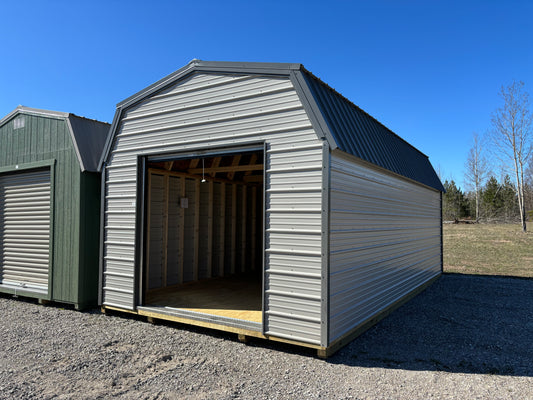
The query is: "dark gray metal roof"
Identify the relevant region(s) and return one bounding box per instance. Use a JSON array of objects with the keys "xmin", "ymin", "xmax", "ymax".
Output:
[
  {"xmin": 300, "ymin": 69, "xmax": 444, "ymax": 192},
  {"xmin": 67, "ymin": 114, "xmax": 110, "ymax": 172},
  {"xmin": 100, "ymin": 60, "xmax": 443, "ymax": 191},
  {"xmin": 1, "ymin": 106, "xmax": 110, "ymax": 172}
]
